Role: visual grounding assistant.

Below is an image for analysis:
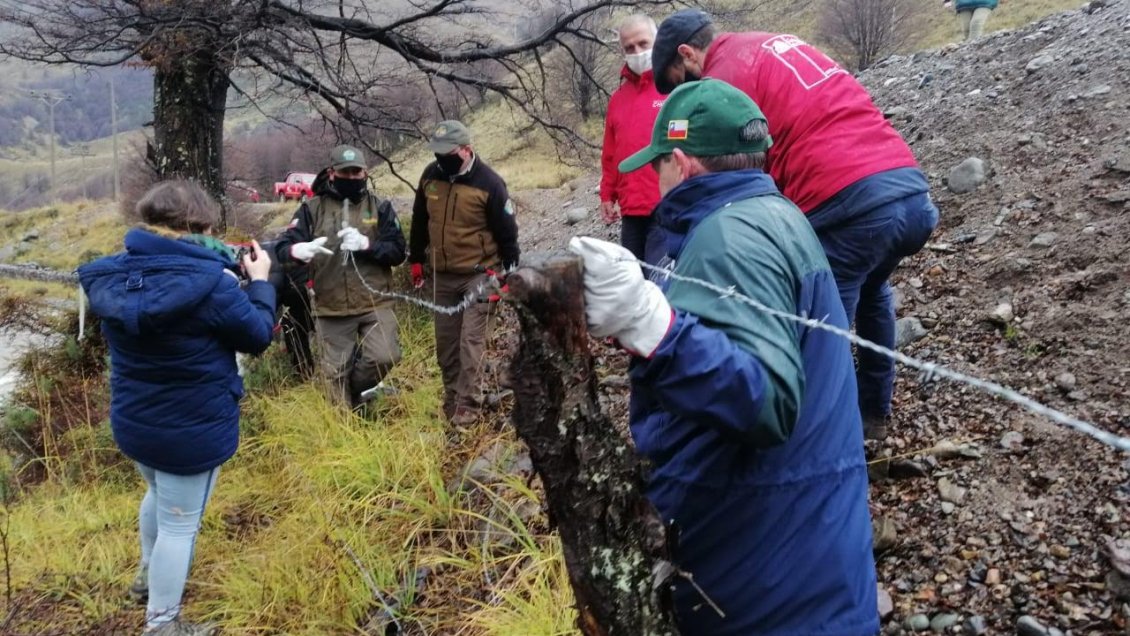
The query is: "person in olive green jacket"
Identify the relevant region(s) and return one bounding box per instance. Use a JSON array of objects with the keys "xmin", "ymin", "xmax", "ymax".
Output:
[
  {"xmin": 276, "ymin": 145, "xmax": 407, "ymax": 408},
  {"xmin": 946, "ymin": 0, "xmax": 1001, "ymax": 41},
  {"xmin": 408, "ymin": 121, "xmax": 520, "ymax": 427}
]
